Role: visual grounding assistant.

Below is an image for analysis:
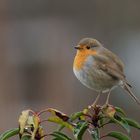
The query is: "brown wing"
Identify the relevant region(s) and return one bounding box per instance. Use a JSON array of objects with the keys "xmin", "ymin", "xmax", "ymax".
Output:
[
  {"xmin": 98, "ymin": 63, "xmax": 125, "ymax": 80},
  {"xmin": 94, "ymin": 47, "xmax": 132, "ymax": 87},
  {"xmin": 101, "ymin": 48, "xmax": 124, "ymax": 72},
  {"xmin": 93, "ymin": 47, "xmax": 125, "ymax": 80}
]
